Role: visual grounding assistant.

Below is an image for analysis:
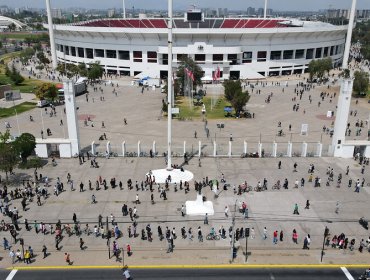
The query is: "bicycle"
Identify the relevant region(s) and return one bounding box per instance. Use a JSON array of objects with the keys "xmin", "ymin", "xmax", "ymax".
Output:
[{"xmin": 206, "ymin": 234, "xmax": 221, "ymax": 241}]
